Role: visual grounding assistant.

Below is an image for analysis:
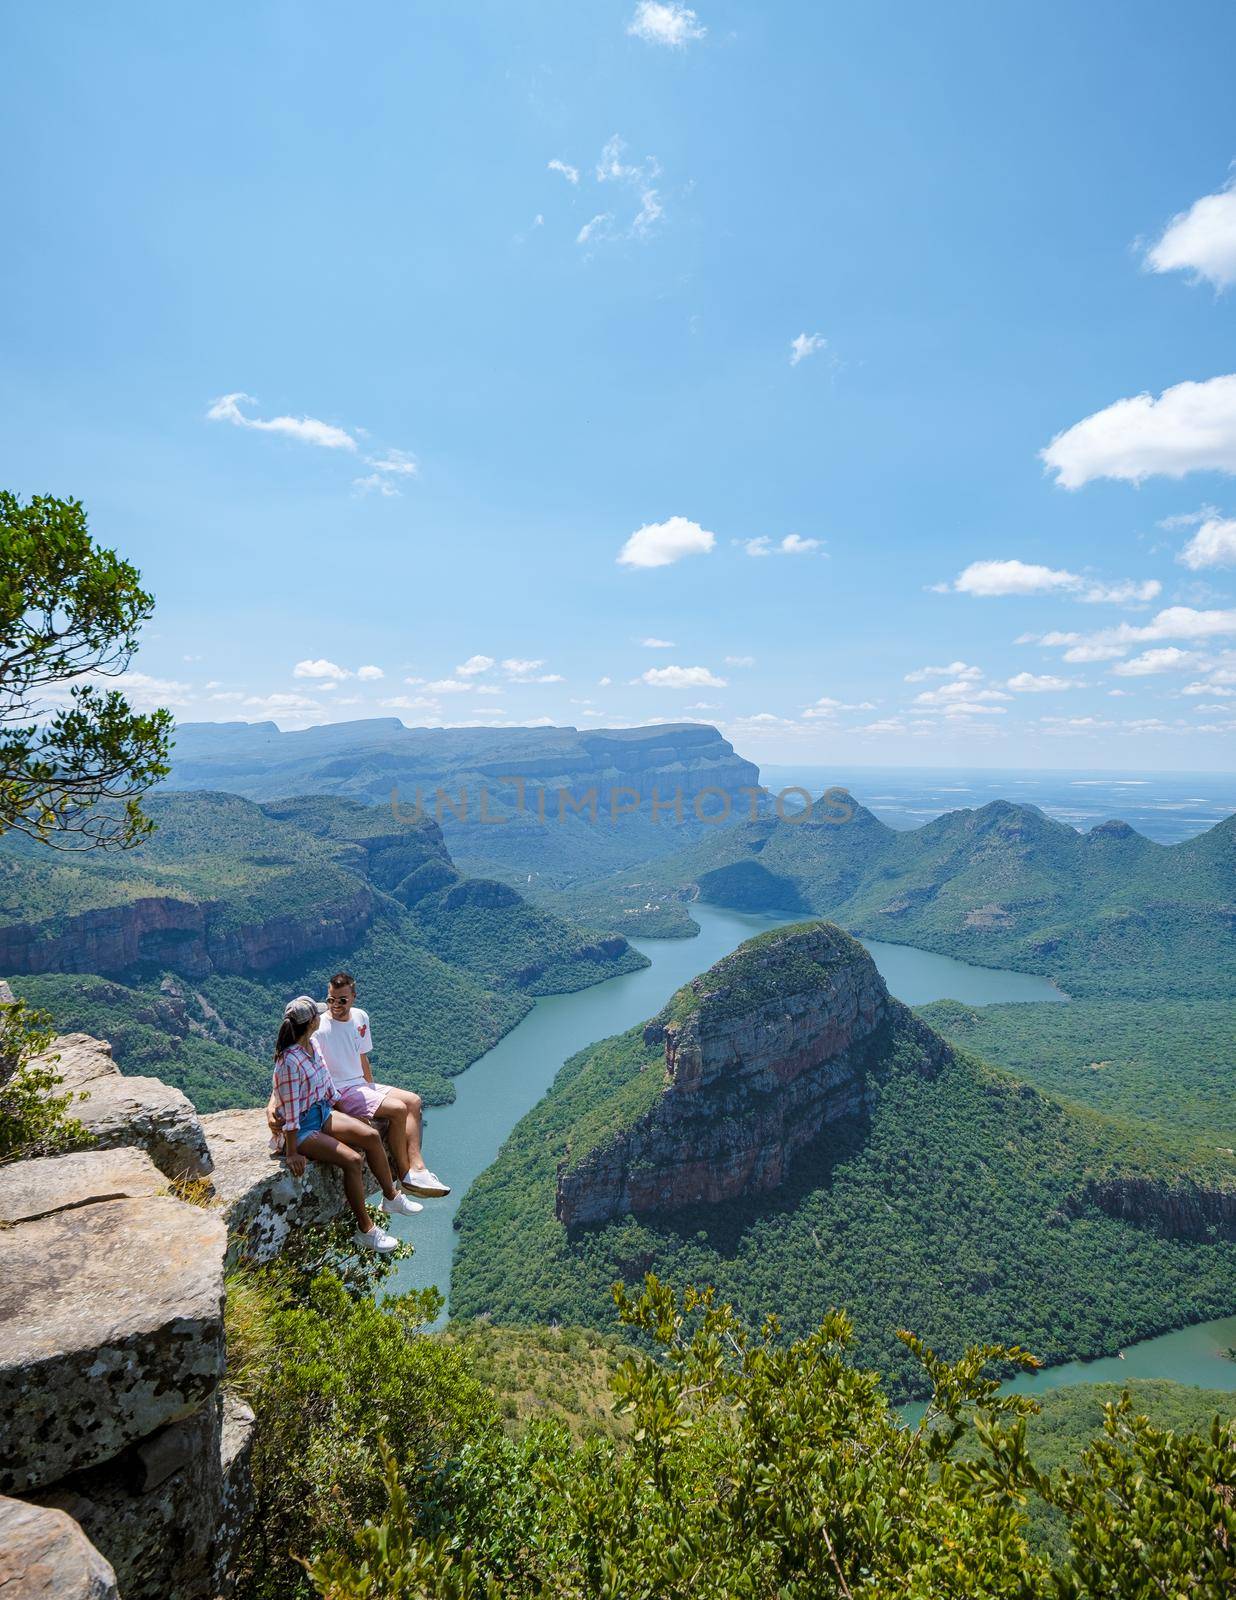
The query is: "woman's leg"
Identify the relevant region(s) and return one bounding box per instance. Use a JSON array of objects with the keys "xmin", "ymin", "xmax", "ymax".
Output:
[
  {"xmin": 297, "ymin": 1132, "xmax": 371, "ymax": 1230},
  {"xmin": 321, "ymin": 1109, "xmax": 398, "ymax": 1199}
]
